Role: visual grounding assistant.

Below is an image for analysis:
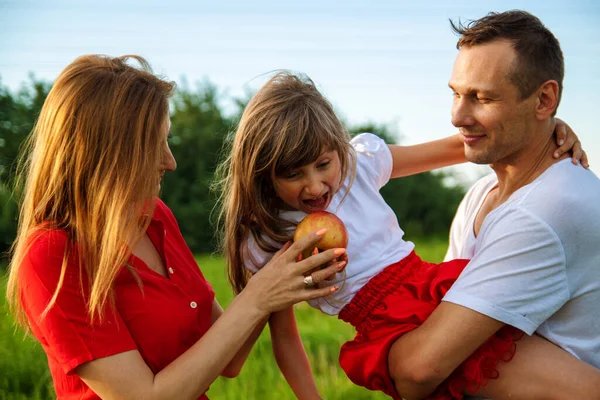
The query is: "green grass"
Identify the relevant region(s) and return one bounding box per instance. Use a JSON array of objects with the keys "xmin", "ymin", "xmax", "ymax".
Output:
[
  {"xmin": 0, "ymin": 236, "xmax": 447, "ymax": 399},
  {"xmin": 1, "ymin": 275, "xmax": 55, "ymax": 399}
]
